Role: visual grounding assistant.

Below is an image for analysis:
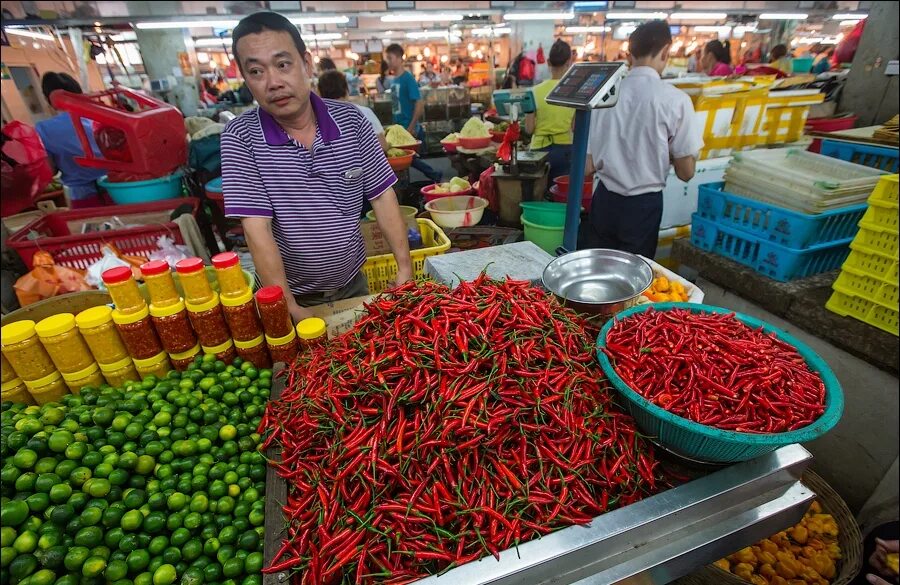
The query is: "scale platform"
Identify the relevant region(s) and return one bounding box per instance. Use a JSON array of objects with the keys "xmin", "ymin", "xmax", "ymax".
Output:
[{"xmin": 506, "ymin": 150, "xmax": 549, "ymax": 174}]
